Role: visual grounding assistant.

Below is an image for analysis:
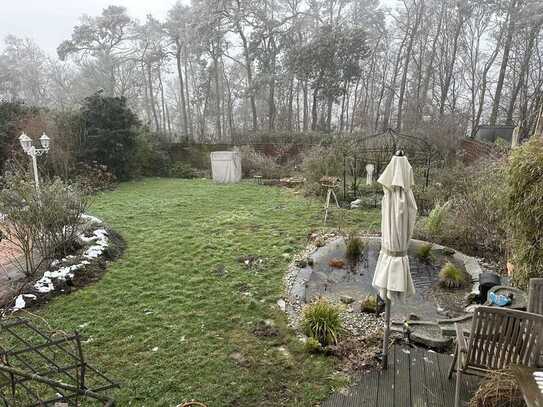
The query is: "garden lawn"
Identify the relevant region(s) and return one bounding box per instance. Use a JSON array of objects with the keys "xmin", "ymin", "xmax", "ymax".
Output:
[{"xmin": 31, "ymin": 179, "xmax": 379, "ymax": 406}]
